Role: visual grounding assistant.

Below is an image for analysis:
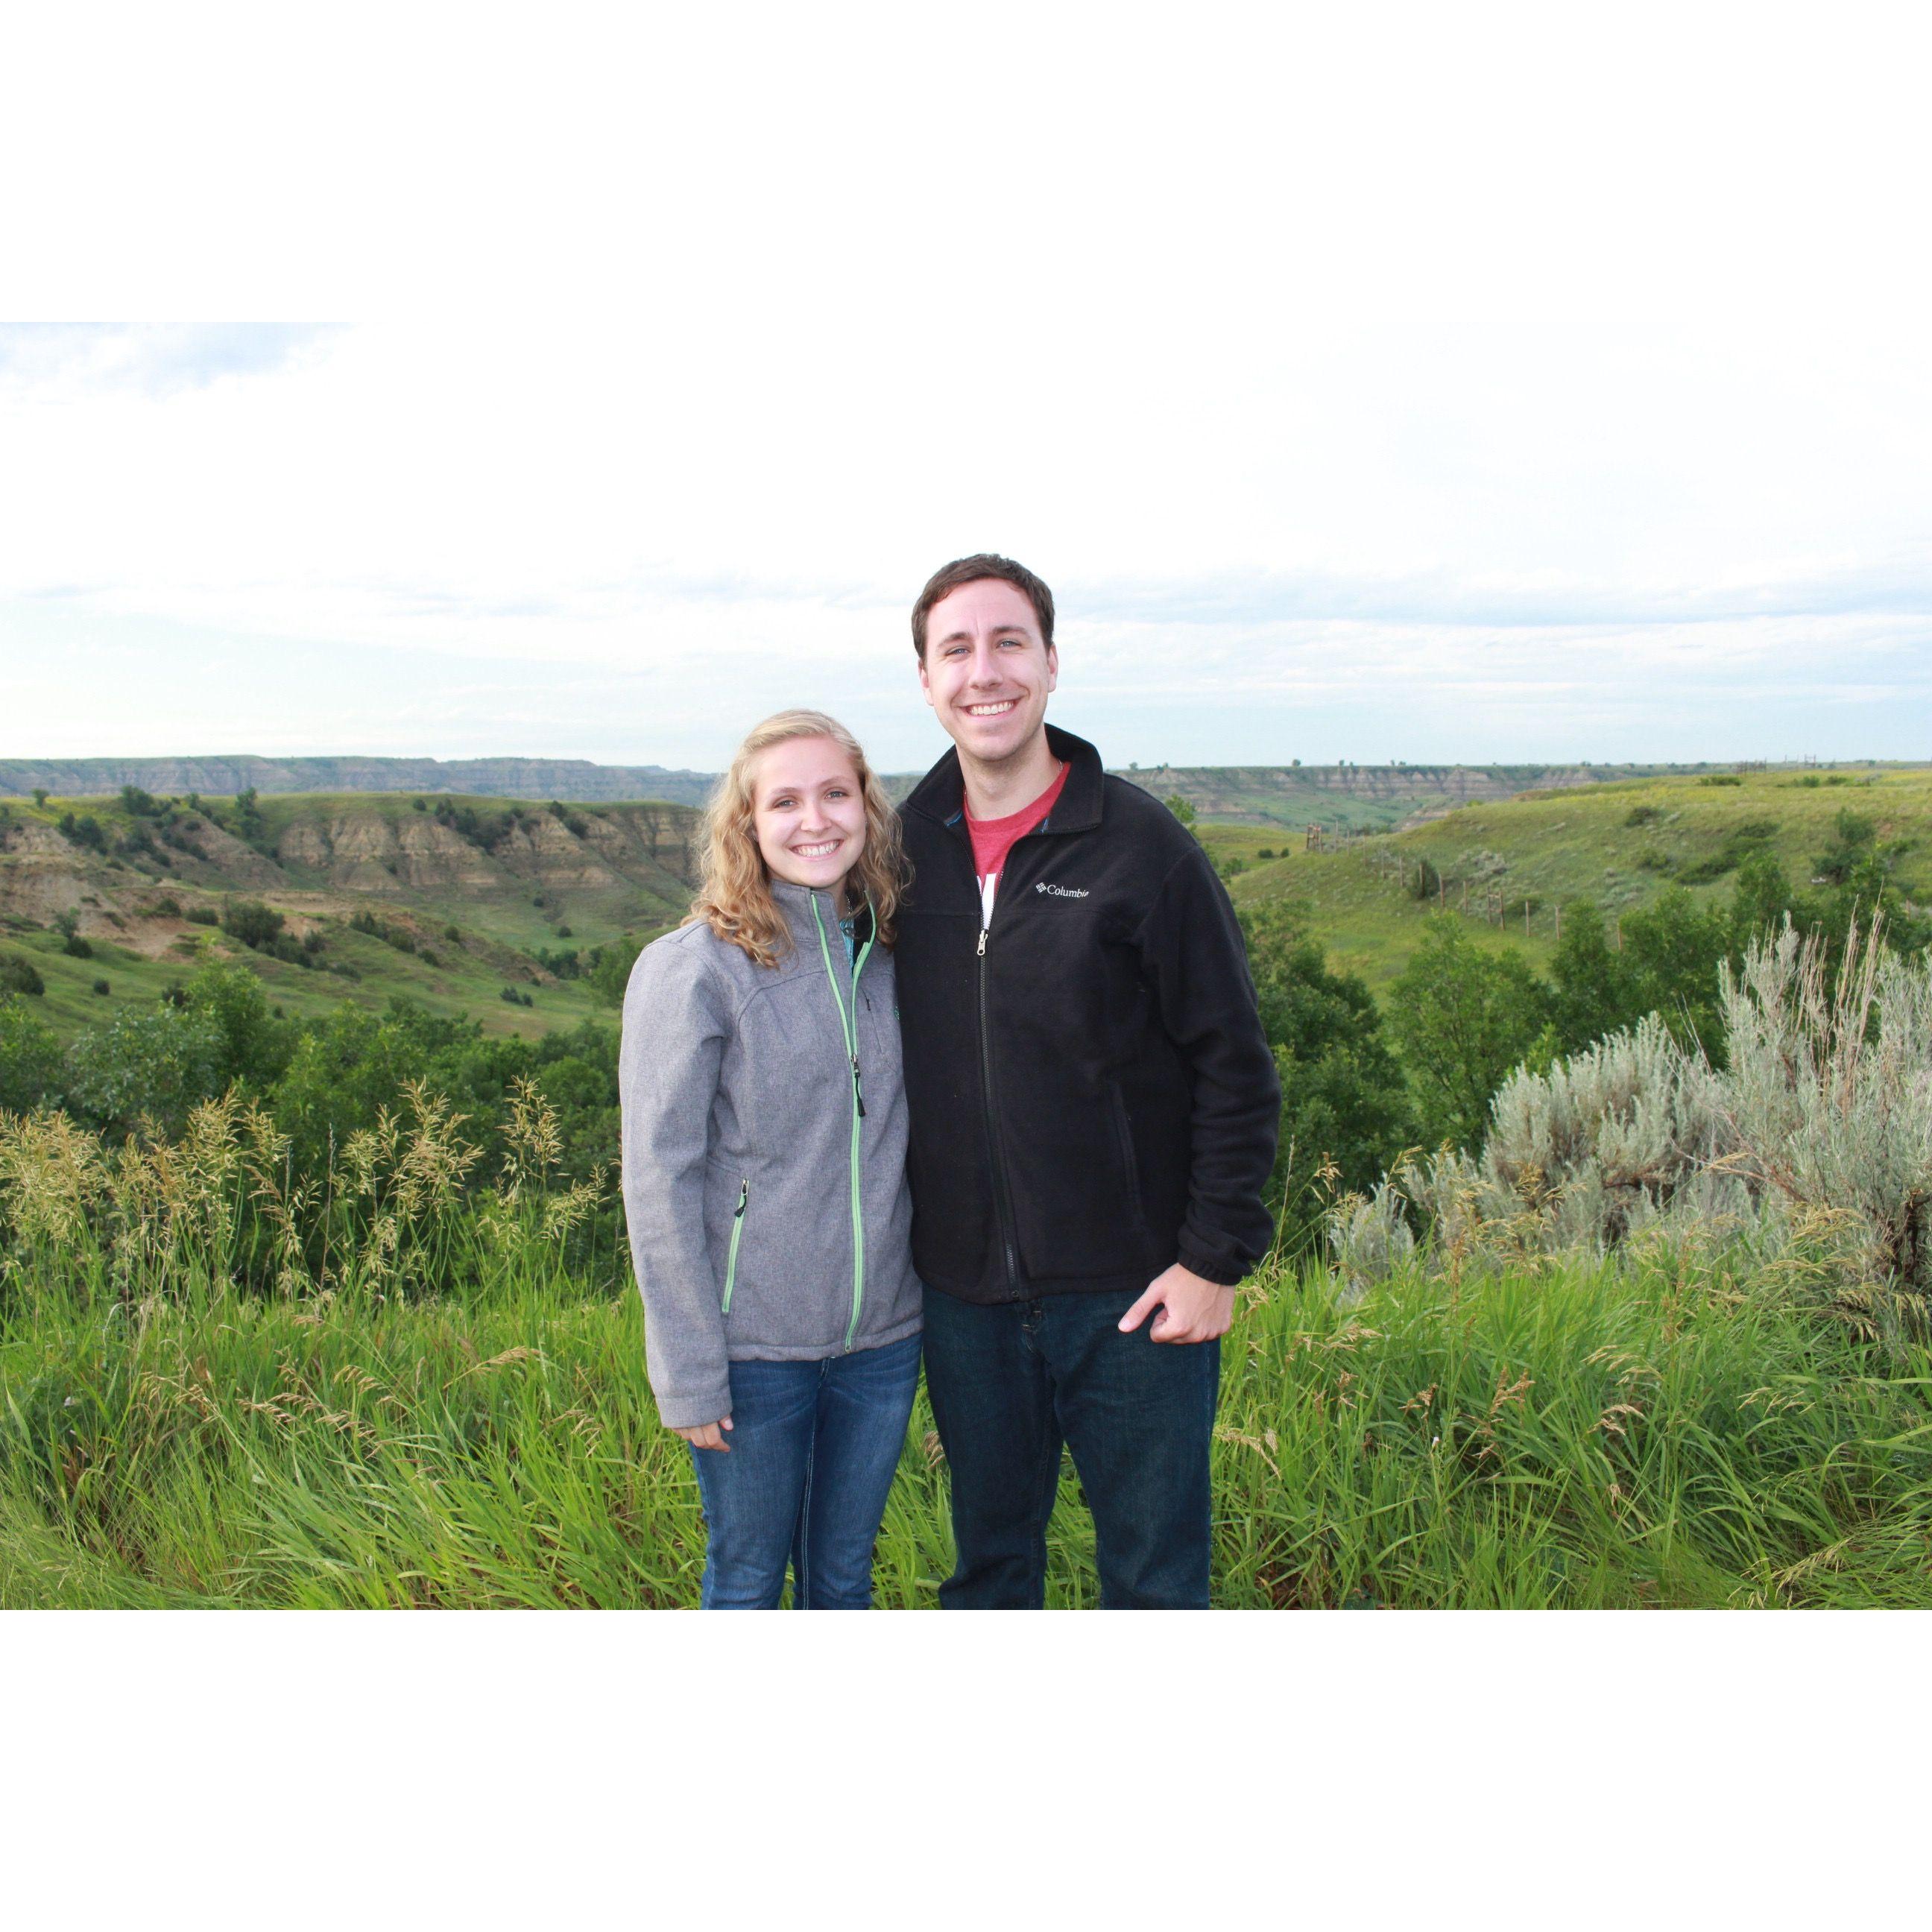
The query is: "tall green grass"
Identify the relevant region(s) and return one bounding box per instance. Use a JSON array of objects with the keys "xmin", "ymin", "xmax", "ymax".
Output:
[{"xmin": 7, "ymin": 1235, "xmax": 1930, "ymax": 1609}]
